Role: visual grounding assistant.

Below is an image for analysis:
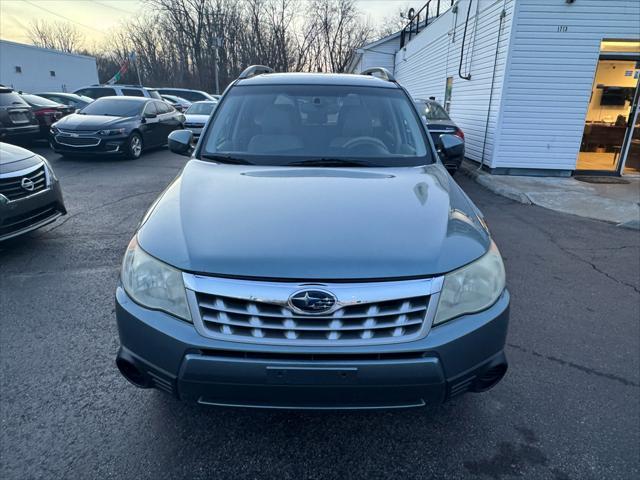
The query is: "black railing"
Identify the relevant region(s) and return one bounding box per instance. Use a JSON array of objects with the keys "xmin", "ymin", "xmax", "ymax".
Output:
[{"xmin": 400, "ymin": 0, "xmax": 453, "ymax": 48}]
